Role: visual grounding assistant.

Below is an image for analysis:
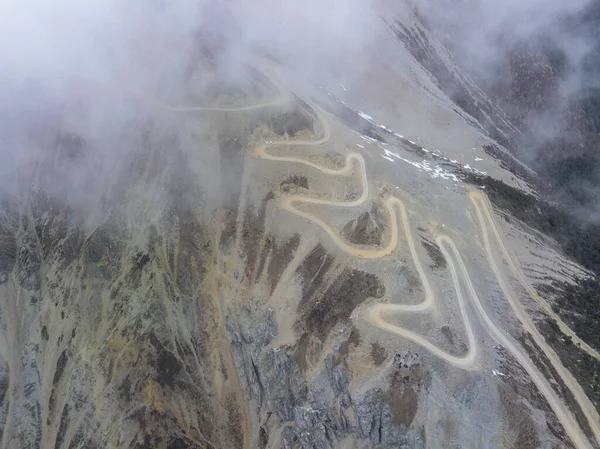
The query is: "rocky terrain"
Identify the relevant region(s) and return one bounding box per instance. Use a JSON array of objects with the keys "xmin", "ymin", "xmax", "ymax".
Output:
[{"xmin": 1, "ymin": 1, "xmax": 600, "ymax": 449}]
